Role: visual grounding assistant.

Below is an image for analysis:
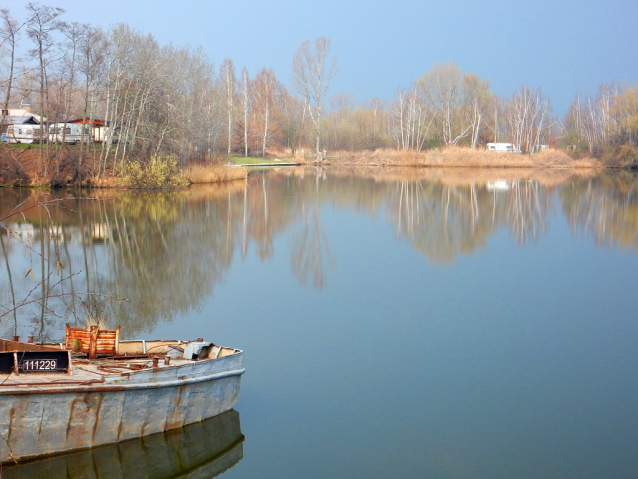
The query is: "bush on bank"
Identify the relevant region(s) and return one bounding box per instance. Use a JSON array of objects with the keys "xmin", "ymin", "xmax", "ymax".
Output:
[{"xmin": 118, "ymin": 156, "xmax": 189, "ymax": 188}]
